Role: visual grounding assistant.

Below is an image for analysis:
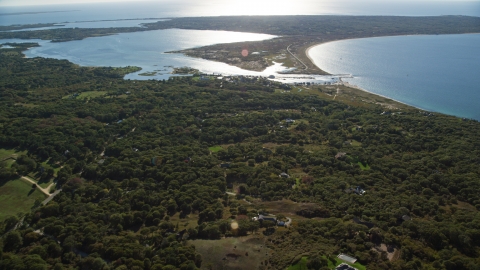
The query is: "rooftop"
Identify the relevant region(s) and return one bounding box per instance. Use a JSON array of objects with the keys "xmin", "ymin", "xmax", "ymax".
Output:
[{"xmin": 337, "ymin": 253, "xmax": 357, "ymax": 264}]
